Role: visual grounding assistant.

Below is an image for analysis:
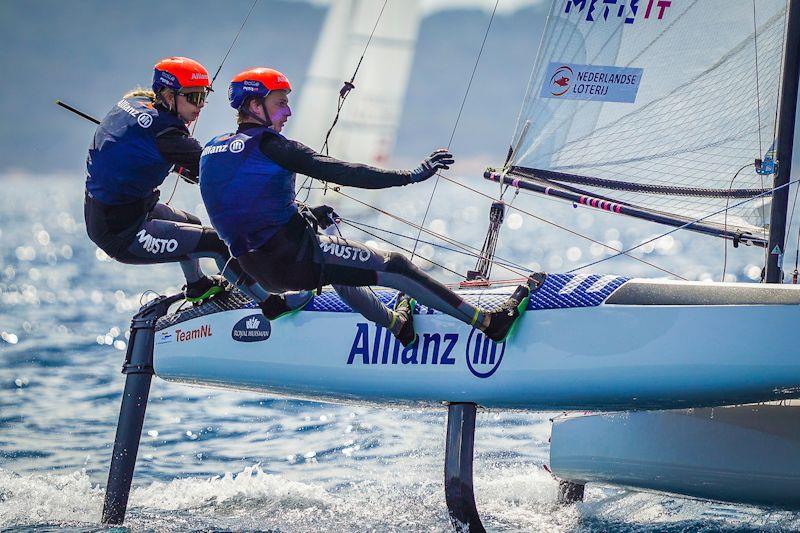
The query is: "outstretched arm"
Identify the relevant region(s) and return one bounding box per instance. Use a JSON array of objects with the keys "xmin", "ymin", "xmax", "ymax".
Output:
[{"xmin": 260, "ymin": 135, "xmax": 453, "ymax": 189}]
